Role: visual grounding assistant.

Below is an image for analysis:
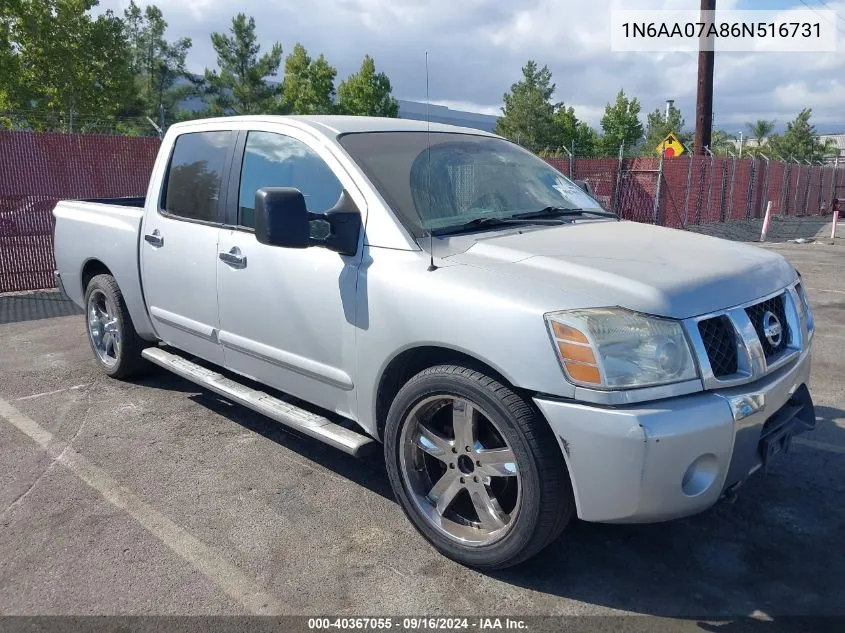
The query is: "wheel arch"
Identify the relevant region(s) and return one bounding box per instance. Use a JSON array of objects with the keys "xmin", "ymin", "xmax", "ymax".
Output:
[
  {"xmin": 79, "ymin": 257, "xmax": 157, "ymax": 341},
  {"xmin": 374, "ymin": 344, "xmax": 528, "ymax": 442},
  {"xmin": 81, "ymin": 258, "xmax": 113, "ymax": 296}
]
